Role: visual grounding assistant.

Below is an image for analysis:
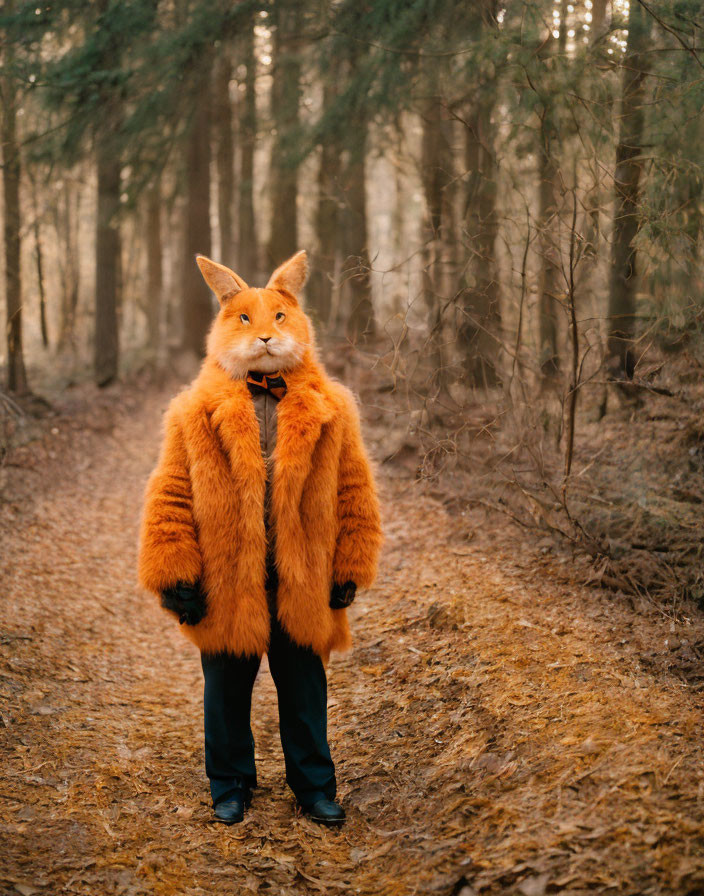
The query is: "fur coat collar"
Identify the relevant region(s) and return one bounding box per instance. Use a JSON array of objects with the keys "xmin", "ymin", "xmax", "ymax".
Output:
[{"xmin": 192, "ymin": 349, "xmax": 338, "ymax": 487}]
